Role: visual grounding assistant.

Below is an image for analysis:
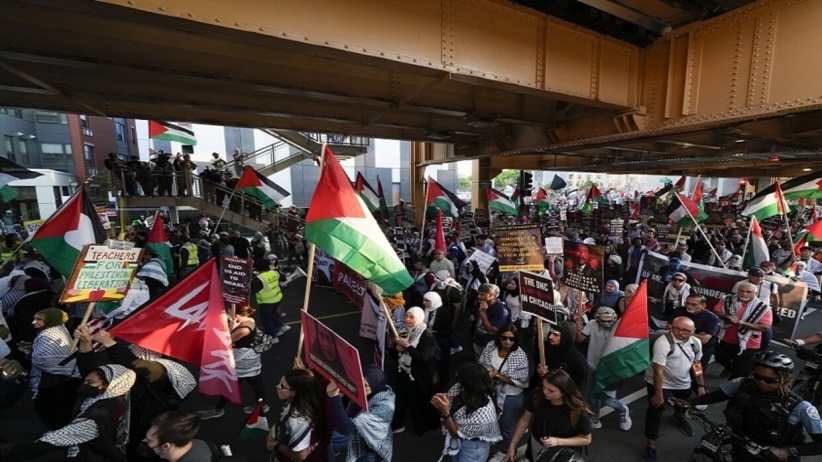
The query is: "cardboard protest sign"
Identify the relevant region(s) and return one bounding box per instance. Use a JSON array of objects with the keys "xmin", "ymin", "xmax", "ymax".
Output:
[
  {"xmin": 334, "ymin": 261, "xmax": 366, "ymax": 307},
  {"xmin": 640, "ymin": 196, "xmax": 656, "ymax": 216},
  {"xmin": 61, "ymin": 245, "xmax": 144, "ymax": 303},
  {"xmin": 220, "ymin": 256, "xmax": 252, "ymax": 305},
  {"xmin": 466, "ymin": 248, "xmax": 497, "ymax": 275},
  {"xmin": 638, "ymin": 252, "xmax": 808, "ymax": 340},
  {"xmin": 301, "ymin": 311, "xmax": 367, "ymax": 410},
  {"xmin": 495, "ymin": 224, "xmax": 544, "ymax": 272},
  {"xmin": 609, "ymin": 219, "xmax": 624, "ymax": 238},
  {"xmin": 544, "ymin": 237, "xmax": 563, "ymax": 255},
  {"xmin": 23, "ymin": 219, "xmax": 44, "ymax": 236},
  {"xmin": 519, "ymin": 271, "xmax": 558, "ymax": 324},
  {"xmin": 561, "ymin": 241, "xmax": 604, "ymax": 293}
]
